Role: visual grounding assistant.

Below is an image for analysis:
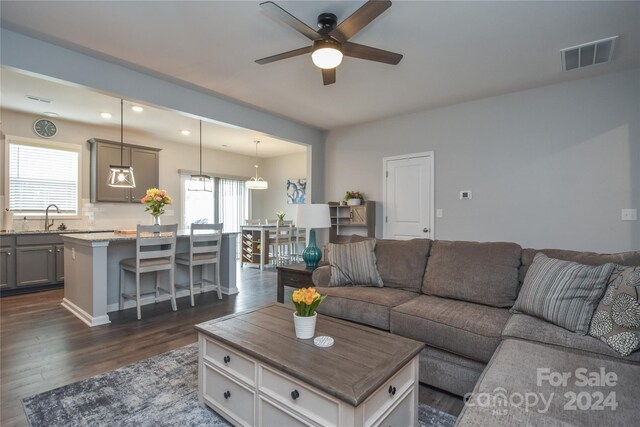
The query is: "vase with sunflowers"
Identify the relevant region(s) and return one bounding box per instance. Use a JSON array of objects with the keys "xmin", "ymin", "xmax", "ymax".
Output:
[
  {"xmin": 141, "ymin": 188, "xmax": 172, "ymax": 225},
  {"xmin": 291, "ymin": 287, "xmax": 327, "ymax": 339}
]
